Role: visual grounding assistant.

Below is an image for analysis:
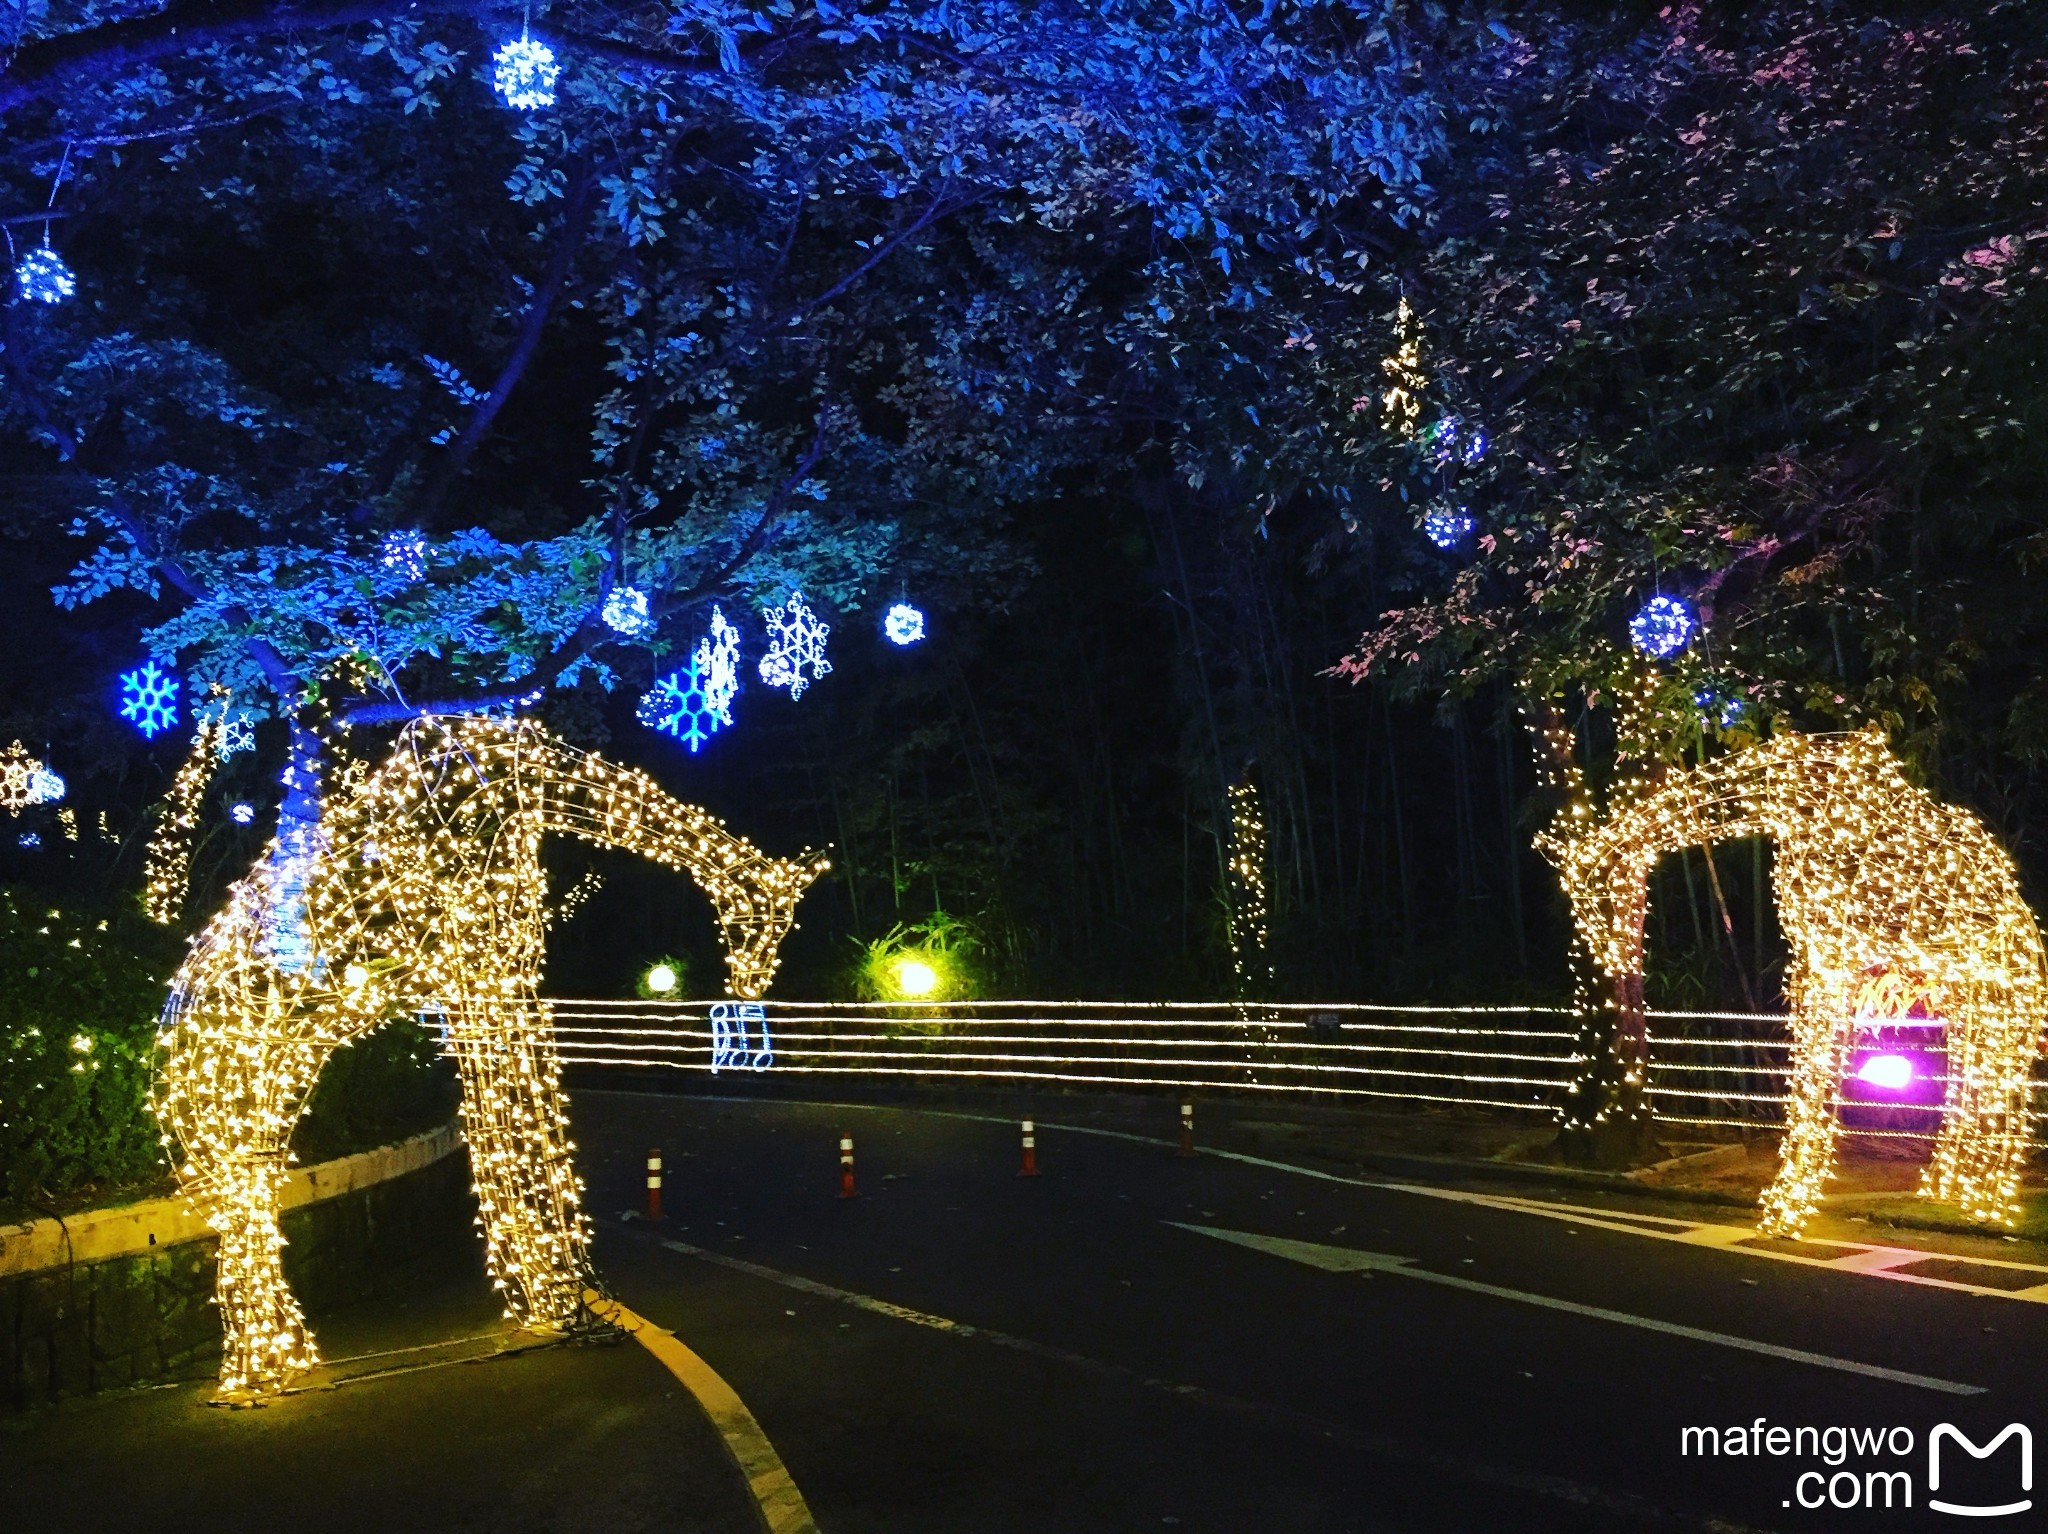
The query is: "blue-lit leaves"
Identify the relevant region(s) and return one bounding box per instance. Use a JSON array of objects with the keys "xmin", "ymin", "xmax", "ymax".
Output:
[
  {"xmin": 118, "ymin": 660, "xmax": 181, "ymax": 738},
  {"xmin": 15, "ymin": 244, "xmax": 74, "ymax": 304},
  {"xmin": 883, "ymin": 602, "xmax": 926, "ymax": 646},
  {"xmin": 1629, "ymin": 595, "xmax": 1697, "ymax": 660},
  {"xmin": 492, "ymin": 31, "xmax": 559, "ymax": 111}
]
